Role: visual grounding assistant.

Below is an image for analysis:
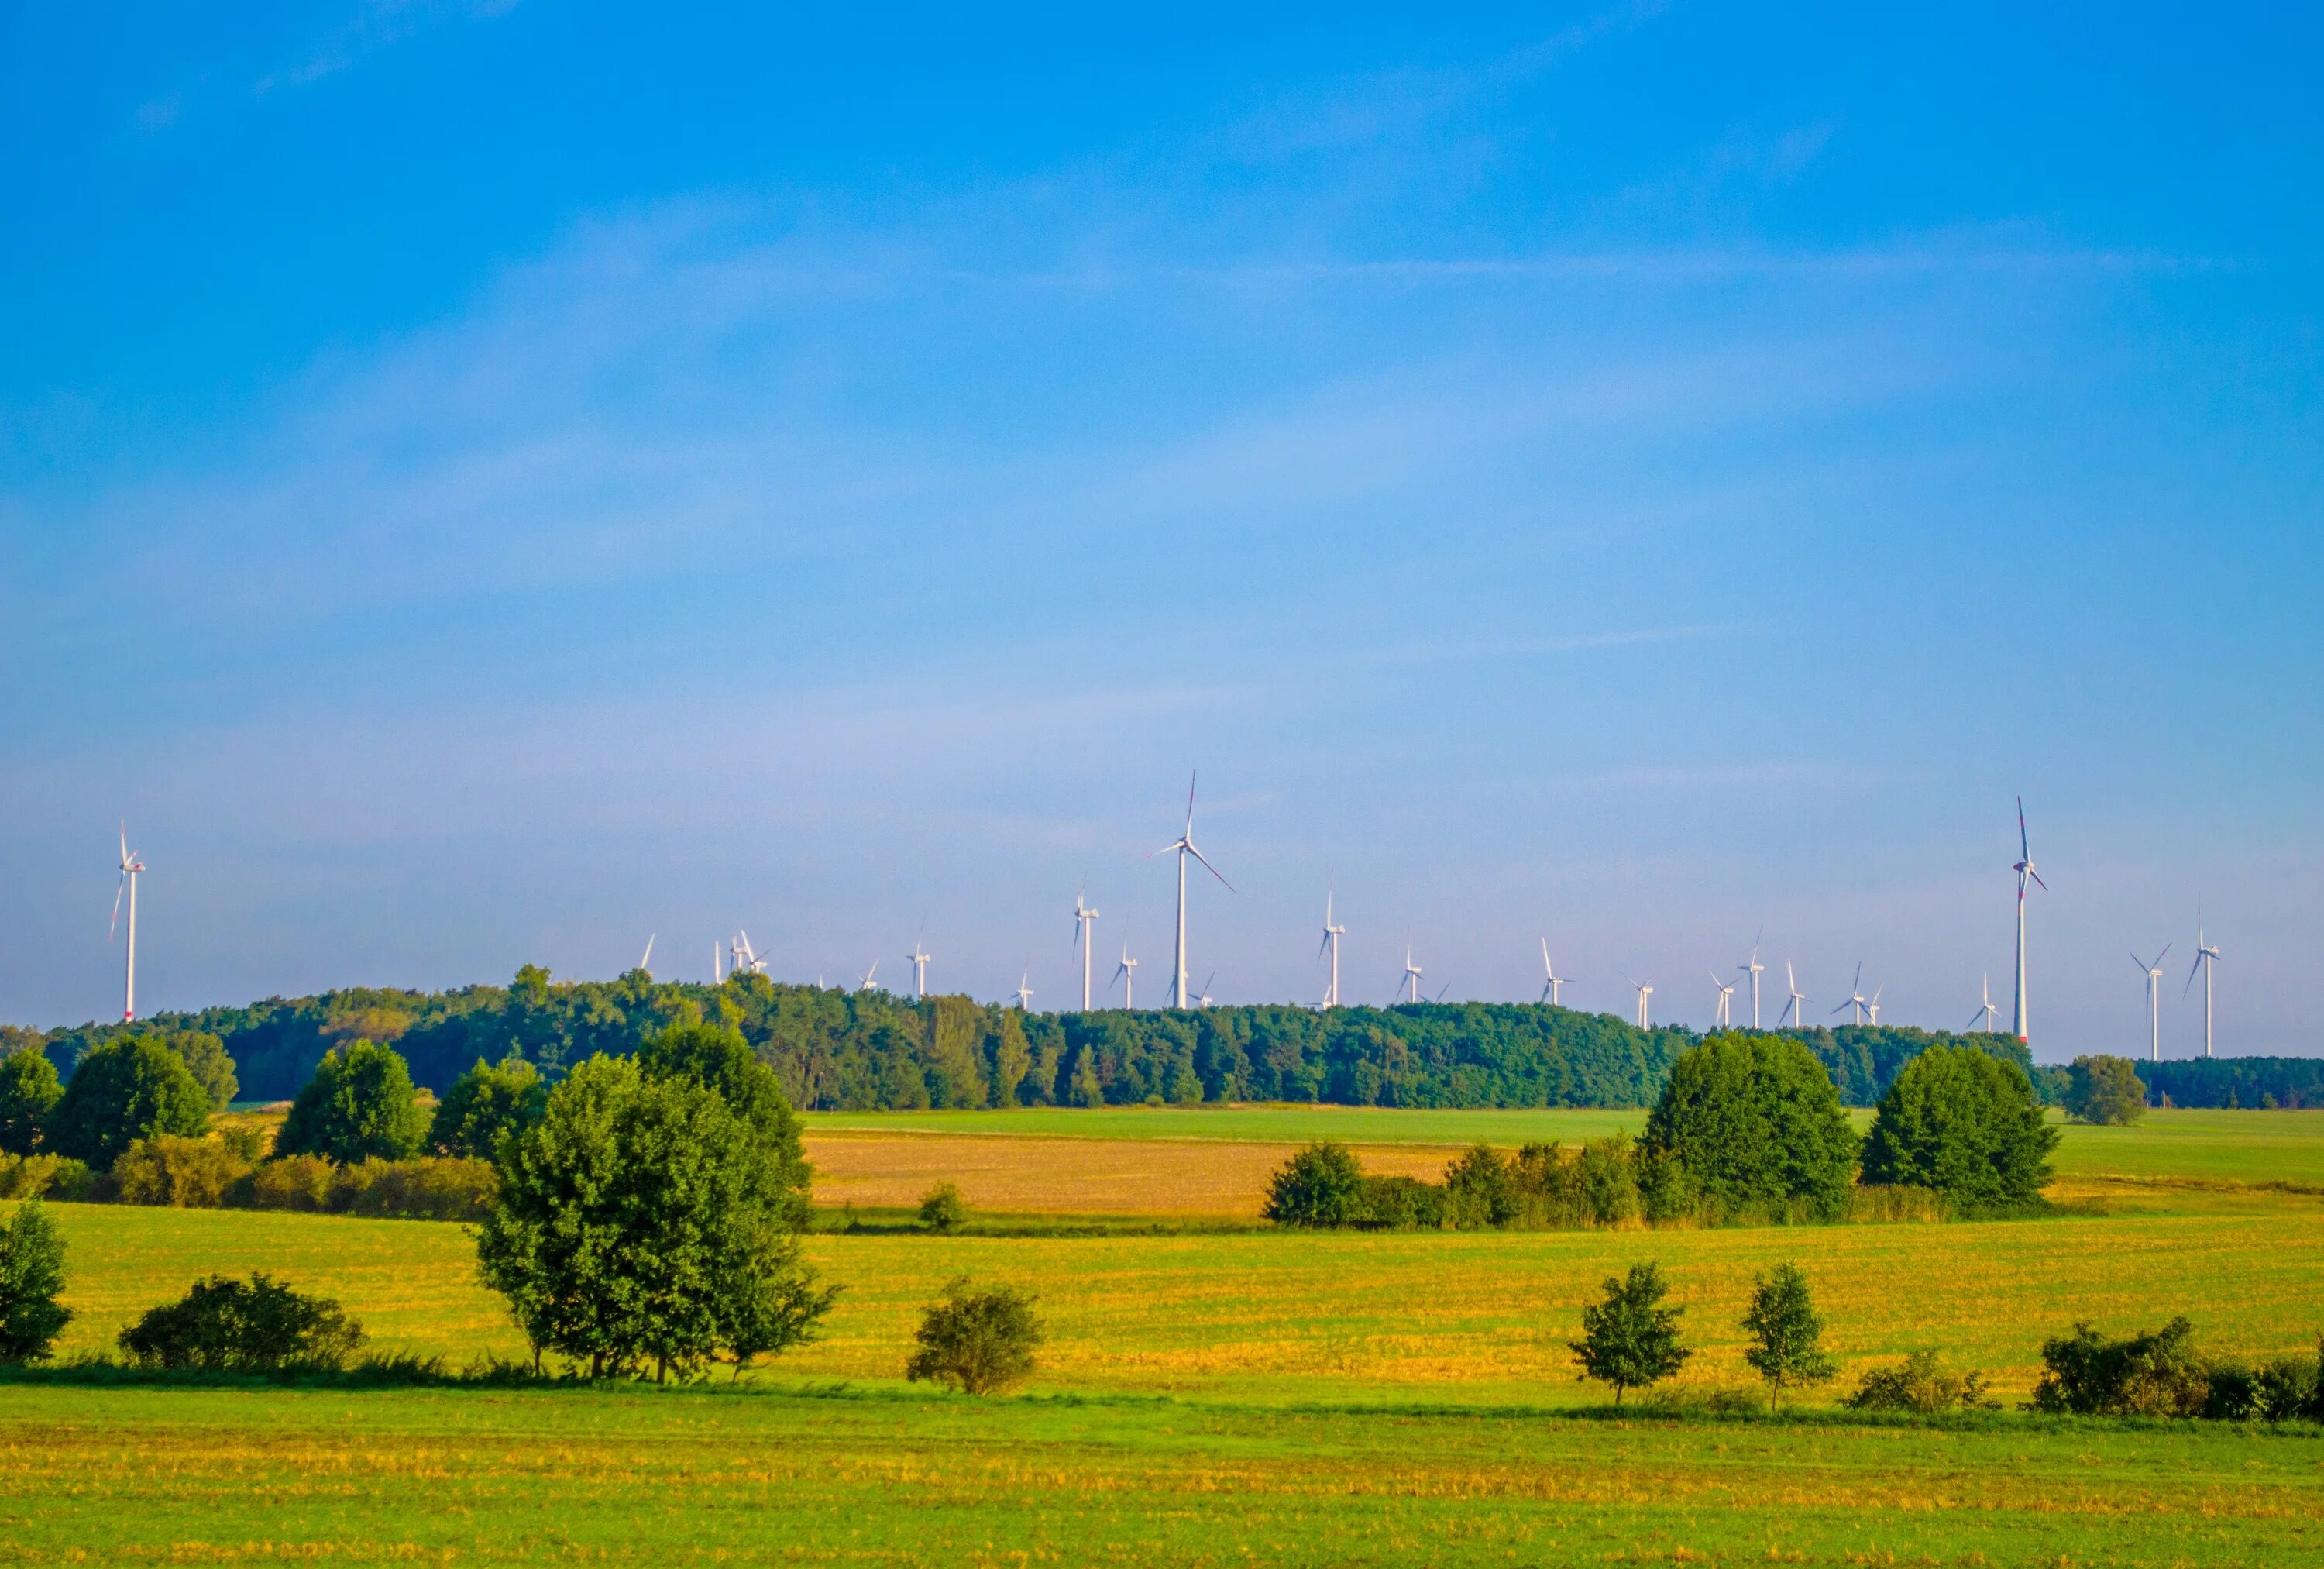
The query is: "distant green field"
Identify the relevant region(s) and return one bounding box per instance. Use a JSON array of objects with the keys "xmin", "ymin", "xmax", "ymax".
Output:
[
  {"xmin": 803, "ymin": 1104, "xmax": 2324, "ymax": 1185},
  {"xmin": 2, "ymin": 1384, "xmax": 2320, "ymax": 1567}
]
